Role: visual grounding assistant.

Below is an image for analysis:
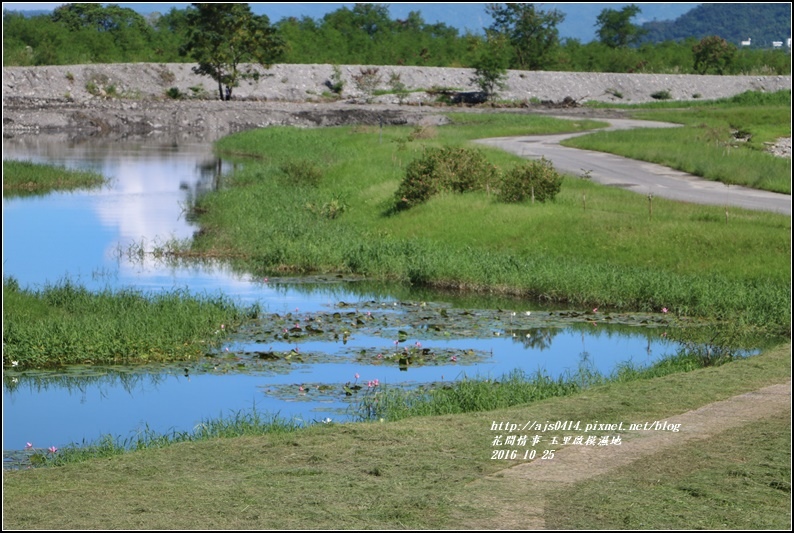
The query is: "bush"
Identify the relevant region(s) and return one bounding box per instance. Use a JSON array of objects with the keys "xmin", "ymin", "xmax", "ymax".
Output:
[
  {"xmin": 280, "ymin": 160, "xmax": 323, "ymax": 187},
  {"xmin": 395, "ymin": 147, "xmax": 498, "ymax": 210},
  {"xmin": 352, "ymin": 67, "xmax": 382, "ymax": 102},
  {"xmin": 326, "ymin": 64, "xmax": 345, "ymax": 95},
  {"xmin": 388, "ymin": 71, "xmax": 409, "ymax": 104},
  {"xmin": 165, "ymin": 87, "xmax": 184, "ymax": 100},
  {"xmin": 498, "ymin": 157, "xmax": 562, "ymax": 203}
]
